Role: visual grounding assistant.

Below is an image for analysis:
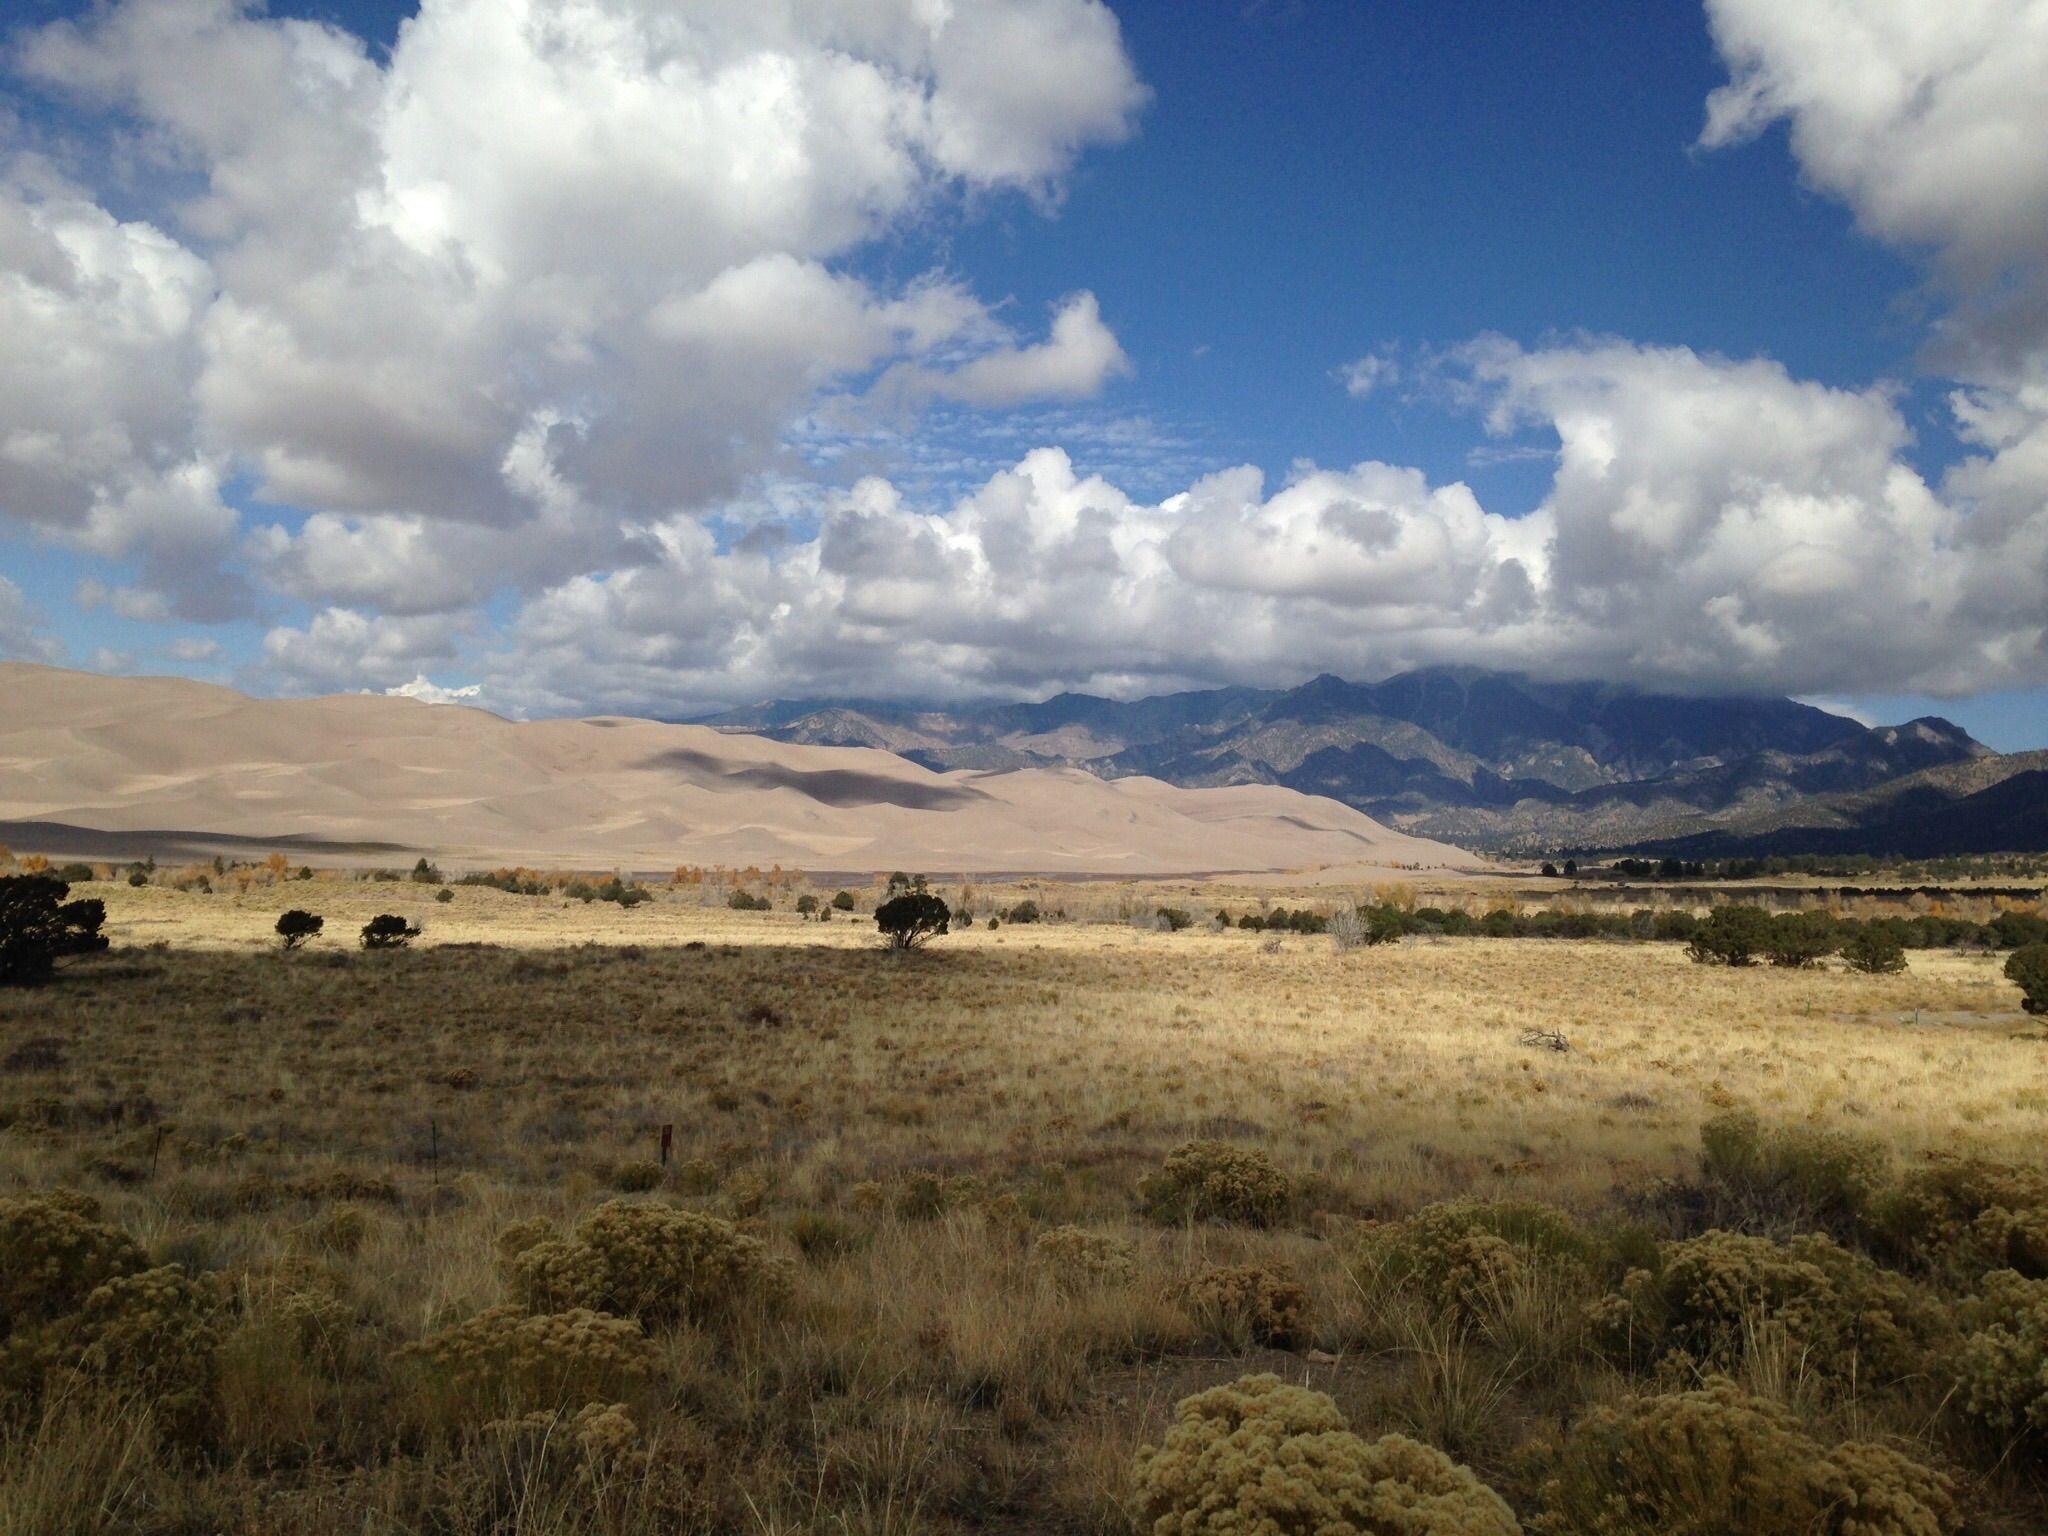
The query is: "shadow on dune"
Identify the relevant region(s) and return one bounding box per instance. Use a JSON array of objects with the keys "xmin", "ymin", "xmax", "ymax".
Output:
[{"xmin": 642, "ymin": 747, "xmax": 990, "ymax": 810}]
